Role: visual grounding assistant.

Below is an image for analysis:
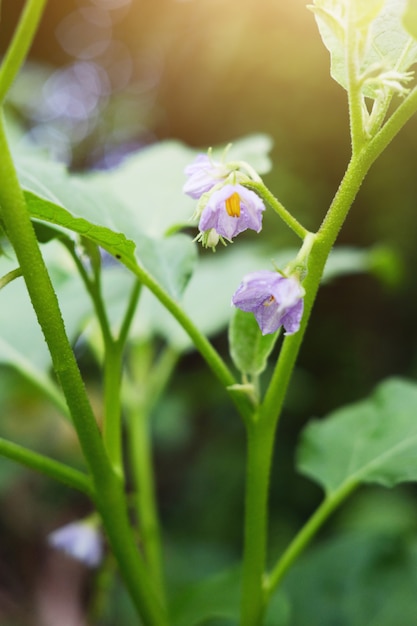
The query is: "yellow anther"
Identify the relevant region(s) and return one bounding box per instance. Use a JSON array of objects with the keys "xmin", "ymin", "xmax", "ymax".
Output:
[
  {"xmin": 225, "ymin": 192, "xmax": 241, "ymax": 217},
  {"xmin": 263, "ymin": 295, "xmax": 275, "ymax": 307}
]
